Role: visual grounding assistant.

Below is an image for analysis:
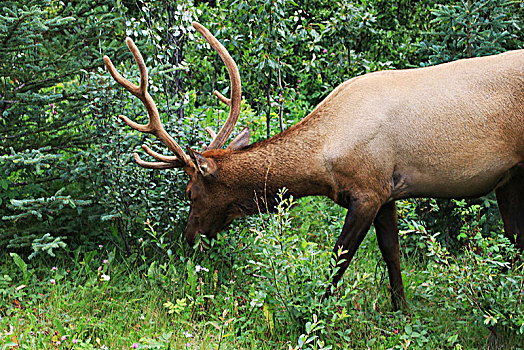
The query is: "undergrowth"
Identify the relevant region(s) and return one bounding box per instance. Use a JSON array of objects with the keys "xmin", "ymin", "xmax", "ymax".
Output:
[{"xmin": 1, "ymin": 194, "xmax": 523, "ymax": 349}]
